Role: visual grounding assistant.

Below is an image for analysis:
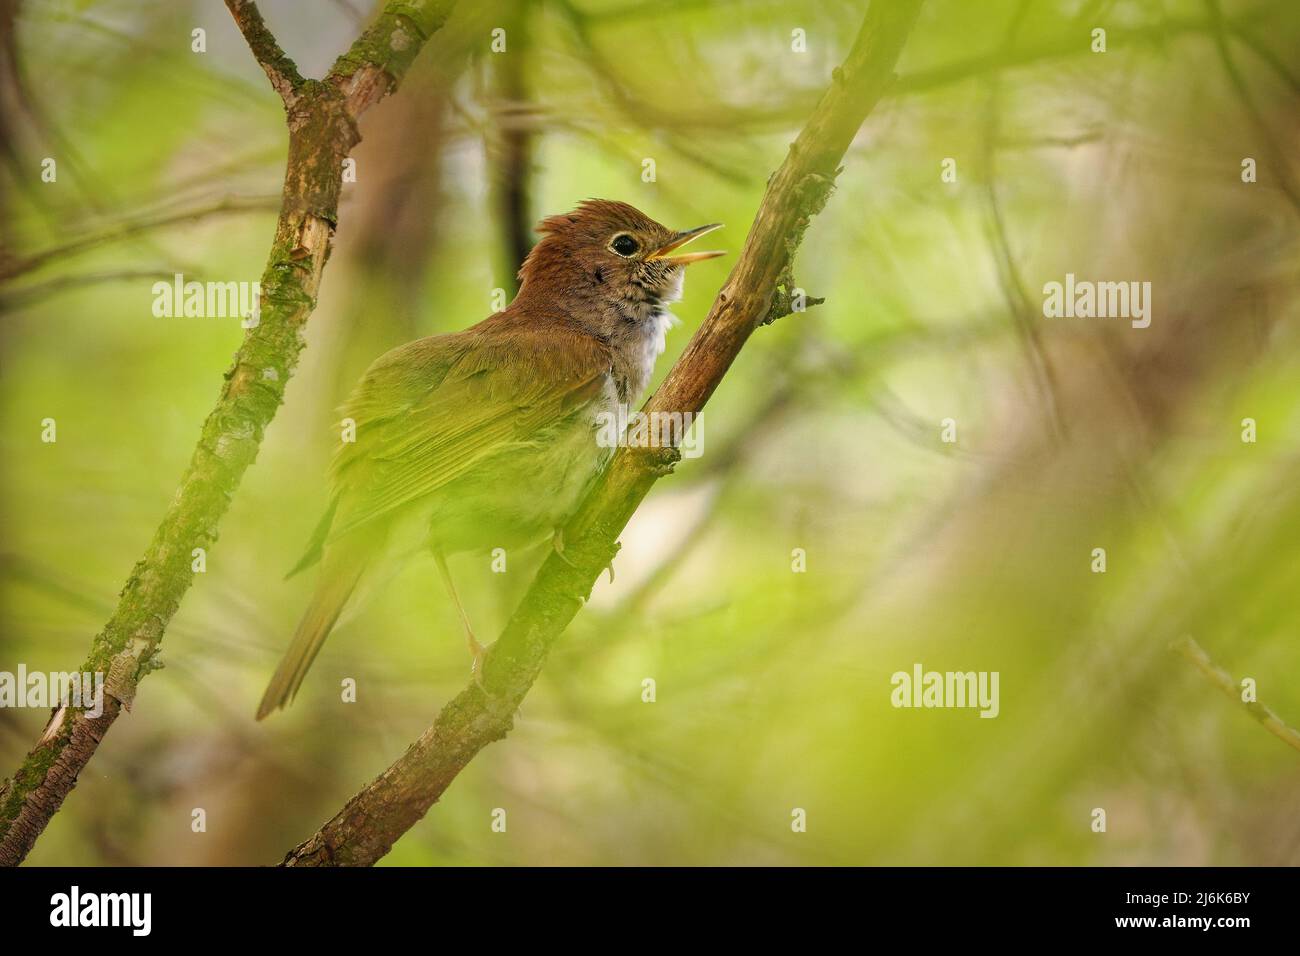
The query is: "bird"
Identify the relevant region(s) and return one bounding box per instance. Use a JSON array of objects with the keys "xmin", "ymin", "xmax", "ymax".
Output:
[{"xmin": 256, "ymin": 199, "xmax": 724, "ymax": 719}]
